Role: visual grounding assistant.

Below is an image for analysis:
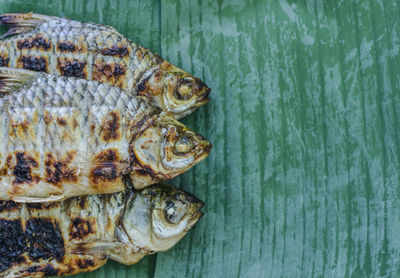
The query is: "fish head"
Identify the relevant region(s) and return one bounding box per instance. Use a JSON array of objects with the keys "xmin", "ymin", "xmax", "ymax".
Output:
[
  {"xmin": 137, "ymin": 61, "xmax": 210, "ymax": 118},
  {"xmin": 122, "ymin": 184, "xmax": 204, "ymax": 251},
  {"xmin": 131, "ymin": 113, "xmax": 212, "ymax": 185}
]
